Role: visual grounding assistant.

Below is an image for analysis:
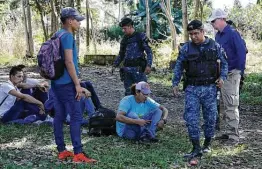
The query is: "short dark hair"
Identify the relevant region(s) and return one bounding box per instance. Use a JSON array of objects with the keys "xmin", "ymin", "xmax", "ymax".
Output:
[
  {"xmin": 60, "ymin": 16, "xmax": 75, "ymax": 24},
  {"xmin": 9, "ymin": 65, "xmax": 24, "ymax": 78},
  {"xmin": 187, "ymin": 20, "xmax": 204, "ymax": 31},
  {"xmin": 119, "ymin": 18, "xmax": 134, "ymax": 27}
]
